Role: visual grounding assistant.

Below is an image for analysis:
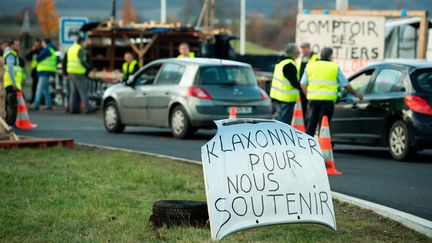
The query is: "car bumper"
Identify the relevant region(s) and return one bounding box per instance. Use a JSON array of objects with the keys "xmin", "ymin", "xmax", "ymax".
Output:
[
  {"xmin": 187, "ymin": 101, "xmax": 272, "ymax": 128},
  {"xmin": 408, "ymin": 112, "xmax": 432, "ymax": 149}
]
